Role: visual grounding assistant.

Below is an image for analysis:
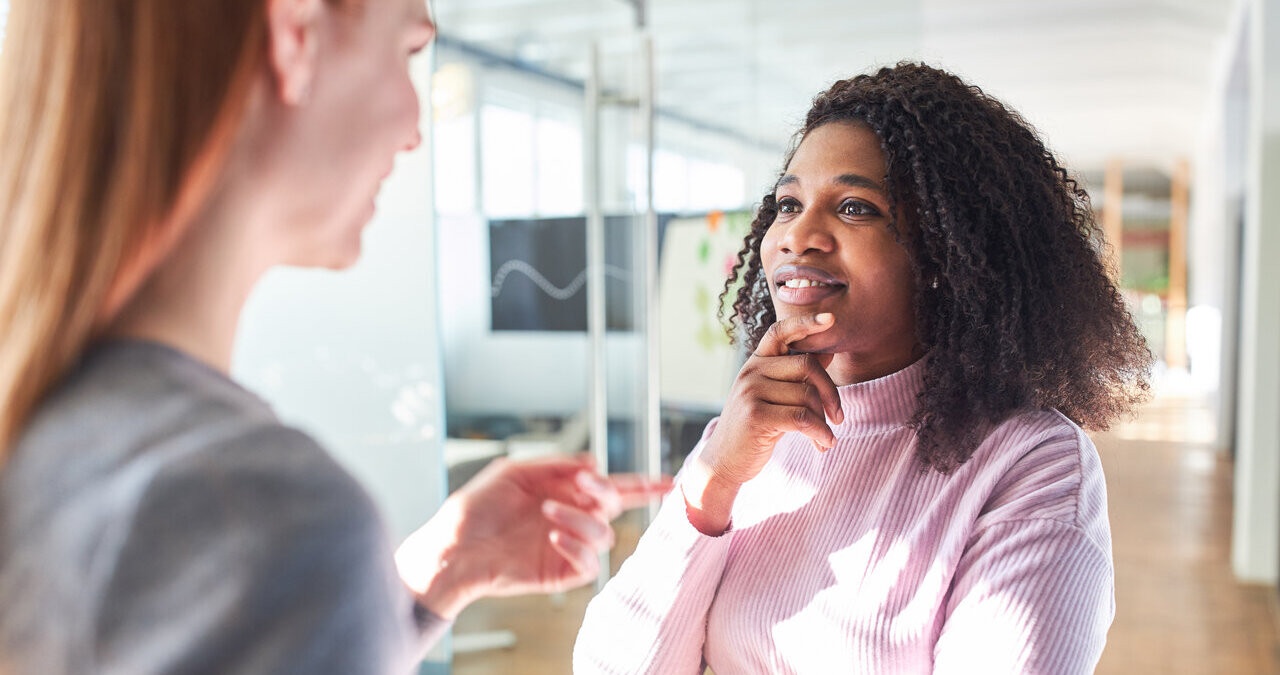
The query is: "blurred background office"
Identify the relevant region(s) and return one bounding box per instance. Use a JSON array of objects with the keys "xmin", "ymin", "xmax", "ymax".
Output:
[{"xmin": 3, "ymin": 0, "xmax": 1277, "ymax": 672}]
